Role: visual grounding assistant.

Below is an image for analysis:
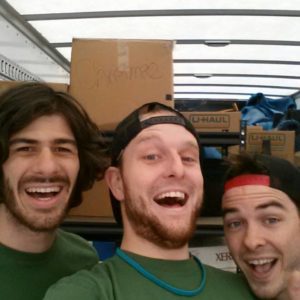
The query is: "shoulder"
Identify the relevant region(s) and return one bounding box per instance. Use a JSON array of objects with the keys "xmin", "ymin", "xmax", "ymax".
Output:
[
  {"xmin": 204, "ymin": 265, "xmax": 257, "ymax": 298},
  {"xmin": 57, "ymin": 229, "xmax": 89, "ymax": 244},
  {"xmin": 44, "ymin": 258, "xmax": 119, "ymax": 300},
  {"xmin": 205, "ymin": 264, "xmax": 244, "ymax": 282},
  {"xmin": 55, "ymin": 229, "xmax": 99, "ymax": 262},
  {"xmin": 56, "ymin": 229, "xmax": 94, "ymax": 250}
]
